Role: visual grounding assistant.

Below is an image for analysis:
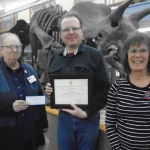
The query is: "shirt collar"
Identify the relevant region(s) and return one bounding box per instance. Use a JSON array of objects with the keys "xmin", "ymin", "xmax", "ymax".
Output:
[
  {"xmin": 59, "ymin": 43, "xmax": 85, "ymax": 56},
  {"xmin": 2, "ymin": 58, "xmax": 23, "ymax": 72},
  {"xmin": 63, "ymin": 47, "xmax": 78, "ymax": 56}
]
